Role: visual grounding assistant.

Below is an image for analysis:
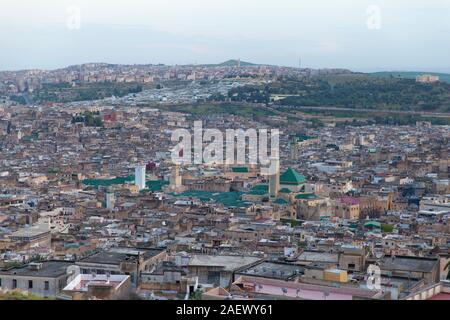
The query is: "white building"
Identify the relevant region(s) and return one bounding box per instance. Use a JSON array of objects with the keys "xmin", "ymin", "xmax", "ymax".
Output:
[
  {"xmin": 135, "ymin": 165, "xmax": 146, "ymax": 190},
  {"xmin": 106, "ymin": 193, "xmax": 115, "ymax": 210}
]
